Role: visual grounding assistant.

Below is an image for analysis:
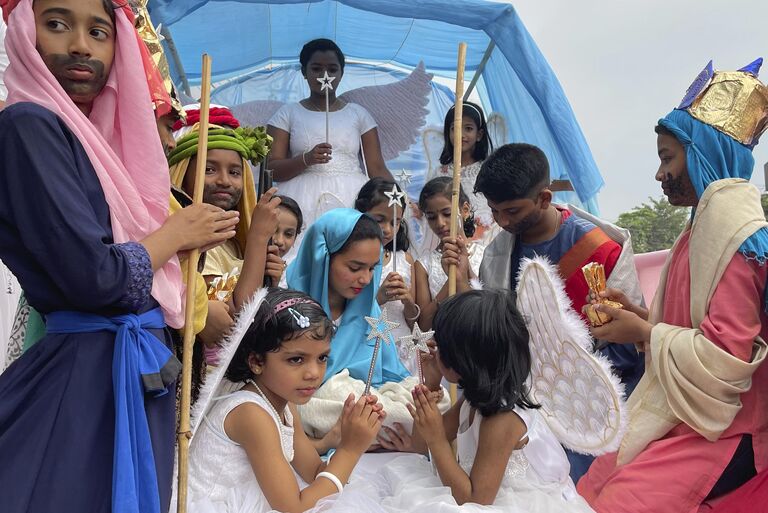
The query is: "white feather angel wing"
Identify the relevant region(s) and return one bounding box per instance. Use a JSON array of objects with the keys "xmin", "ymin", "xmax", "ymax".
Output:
[
  {"xmin": 486, "ymin": 112, "xmax": 507, "ymax": 149},
  {"xmin": 314, "ymin": 192, "xmax": 348, "ymax": 223},
  {"xmin": 515, "ymin": 256, "xmax": 626, "ymax": 455},
  {"xmin": 339, "ymin": 62, "xmax": 433, "ymax": 161},
  {"xmin": 421, "ymin": 125, "xmax": 445, "ymax": 181},
  {"xmin": 230, "ymin": 99, "xmax": 285, "ymax": 128},
  {"xmin": 189, "ymin": 288, "xmax": 270, "ymax": 441}
]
